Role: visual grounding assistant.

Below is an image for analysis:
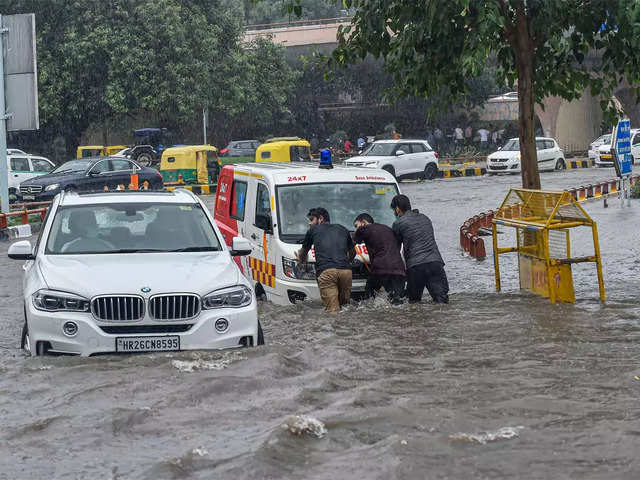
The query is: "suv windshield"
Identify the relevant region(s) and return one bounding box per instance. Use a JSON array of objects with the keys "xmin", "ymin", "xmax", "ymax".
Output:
[
  {"xmin": 46, "ymin": 203, "xmax": 222, "ymax": 254},
  {"xmin": 53, "ymin": 159, "xmax": 92, "ymax": 174},
  {"xmin": 362, "ymin": 143, "xmax": 397, "ymax": 156},
  {"xmin": 277, "ymin": 182, "xmax": 399, "ymax": 242}
]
